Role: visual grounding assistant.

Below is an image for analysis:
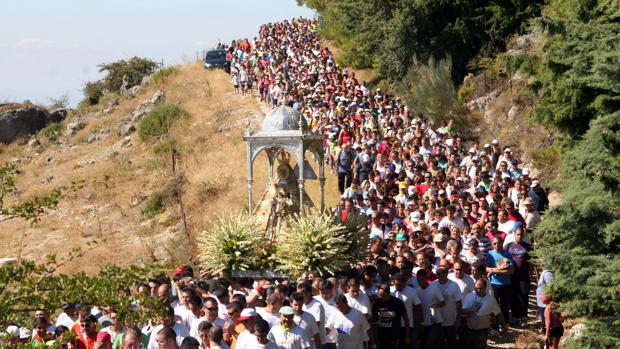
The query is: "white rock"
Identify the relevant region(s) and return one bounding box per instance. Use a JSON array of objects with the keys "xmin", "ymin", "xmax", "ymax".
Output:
[
  {"xmin": 128, "ymin": 85, "xmax": 142, "ymax": 98},
  {"xmin": 141, "ymin": 75, "xmax": 153, "ymax": 87},
  {"xmin": 0, "ymin": 258, "xmax": 17, "ymax": 266},
  {"xmin": 507, "ymin": 105, "xmax": 520, "ymax": 120},
  {"xmin": 66, "ymin": 121, "xmax": 85, "ymax": 136},
  {"xmin": 120, "ymin": 136, "xmax": 132, "ymax": 148},
  {"xmin": 27, "ymin": 138, "xmax": 40, "ymax": 148},
  {"xmin": 119, "ymin": 123, "xmax": 136, "ymax": 136}
]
